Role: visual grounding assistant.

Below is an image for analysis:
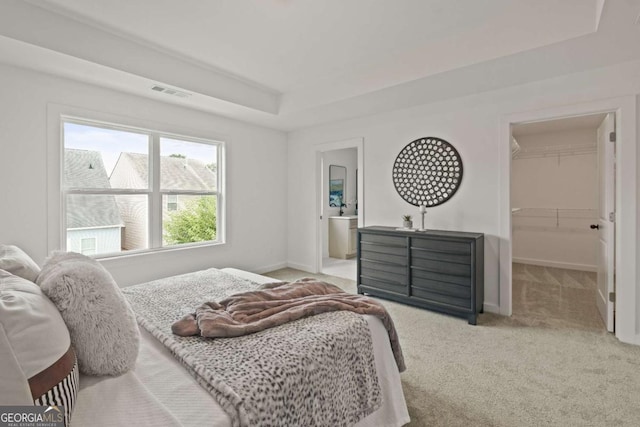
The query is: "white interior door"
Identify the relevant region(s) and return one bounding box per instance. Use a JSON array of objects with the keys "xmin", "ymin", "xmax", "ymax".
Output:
[{"xmin": 595, "ymin": 113, "xmax": 615, "ymax": 332}]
